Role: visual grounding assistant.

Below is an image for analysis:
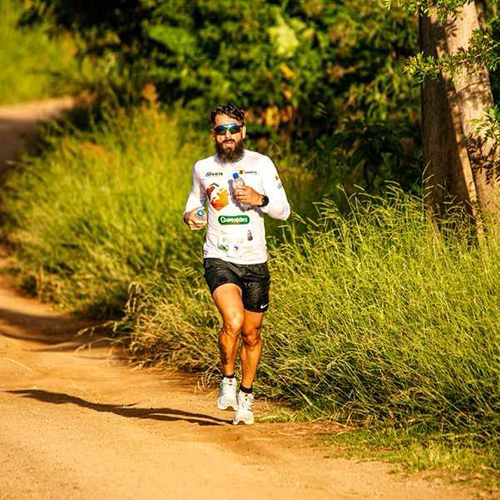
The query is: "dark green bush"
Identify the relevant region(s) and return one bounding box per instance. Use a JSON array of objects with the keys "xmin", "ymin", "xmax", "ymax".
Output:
[{"xmin": 23, "ymin": 0, "xmax": 422, "ymax": 193}]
